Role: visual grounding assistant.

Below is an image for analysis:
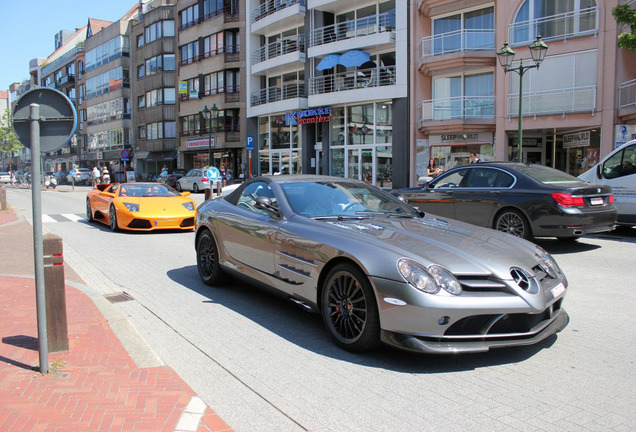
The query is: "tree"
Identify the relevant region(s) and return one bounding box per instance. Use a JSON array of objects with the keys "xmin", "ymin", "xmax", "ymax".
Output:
[
  {"xmin": 0, "ymin": 109, "xmax": 24, "ymax": 171},
  {"xmin": 613, "ymin": 4, "xmax": 636, "ymax": 51}
]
